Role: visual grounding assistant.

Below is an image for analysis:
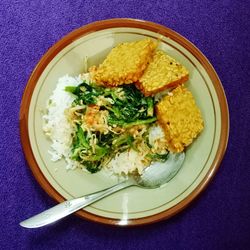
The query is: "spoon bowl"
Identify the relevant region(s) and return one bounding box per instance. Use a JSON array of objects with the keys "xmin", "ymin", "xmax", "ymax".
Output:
[
  {"xmin": 137, "ymin": 152, "xmax": 185, "ymax": 188},
  {"xmin": 20, "ymin": 152, "xmax": 185, "ymax": 228}
]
